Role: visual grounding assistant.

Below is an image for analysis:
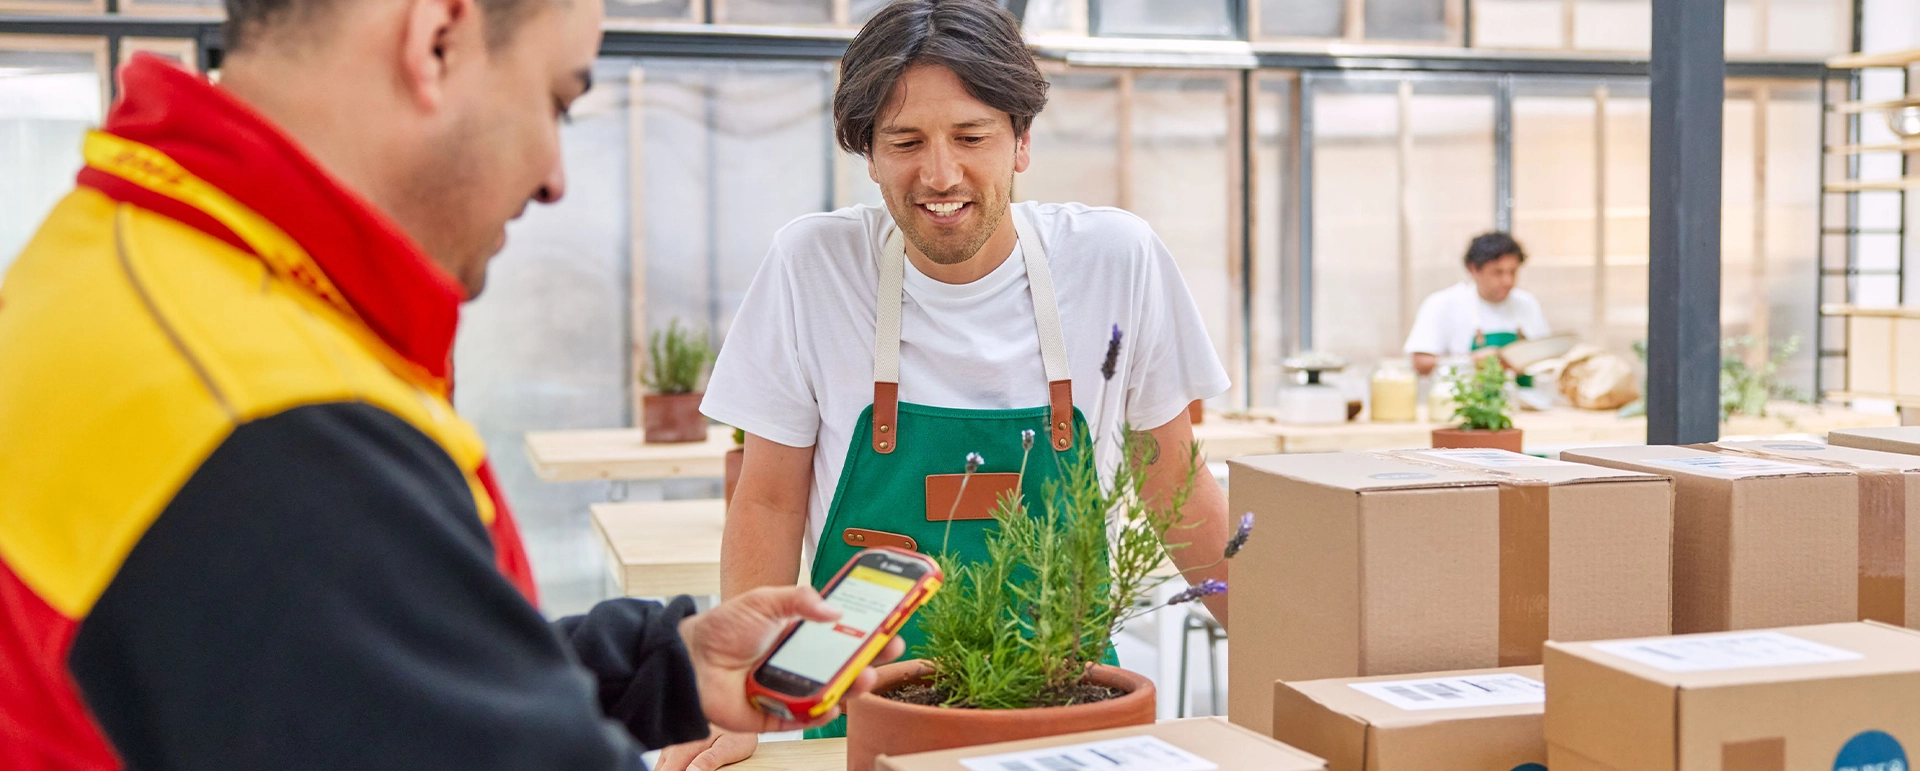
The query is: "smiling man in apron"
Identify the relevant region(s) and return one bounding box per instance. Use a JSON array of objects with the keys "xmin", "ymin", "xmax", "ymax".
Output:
[
  {"xmin": 1404, "ymin": 232, "xmax": 1551, "ymax": 380},
  {"xmin": 668, "ymin": 1, "xmax": 1235, "ymax": 769}
]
